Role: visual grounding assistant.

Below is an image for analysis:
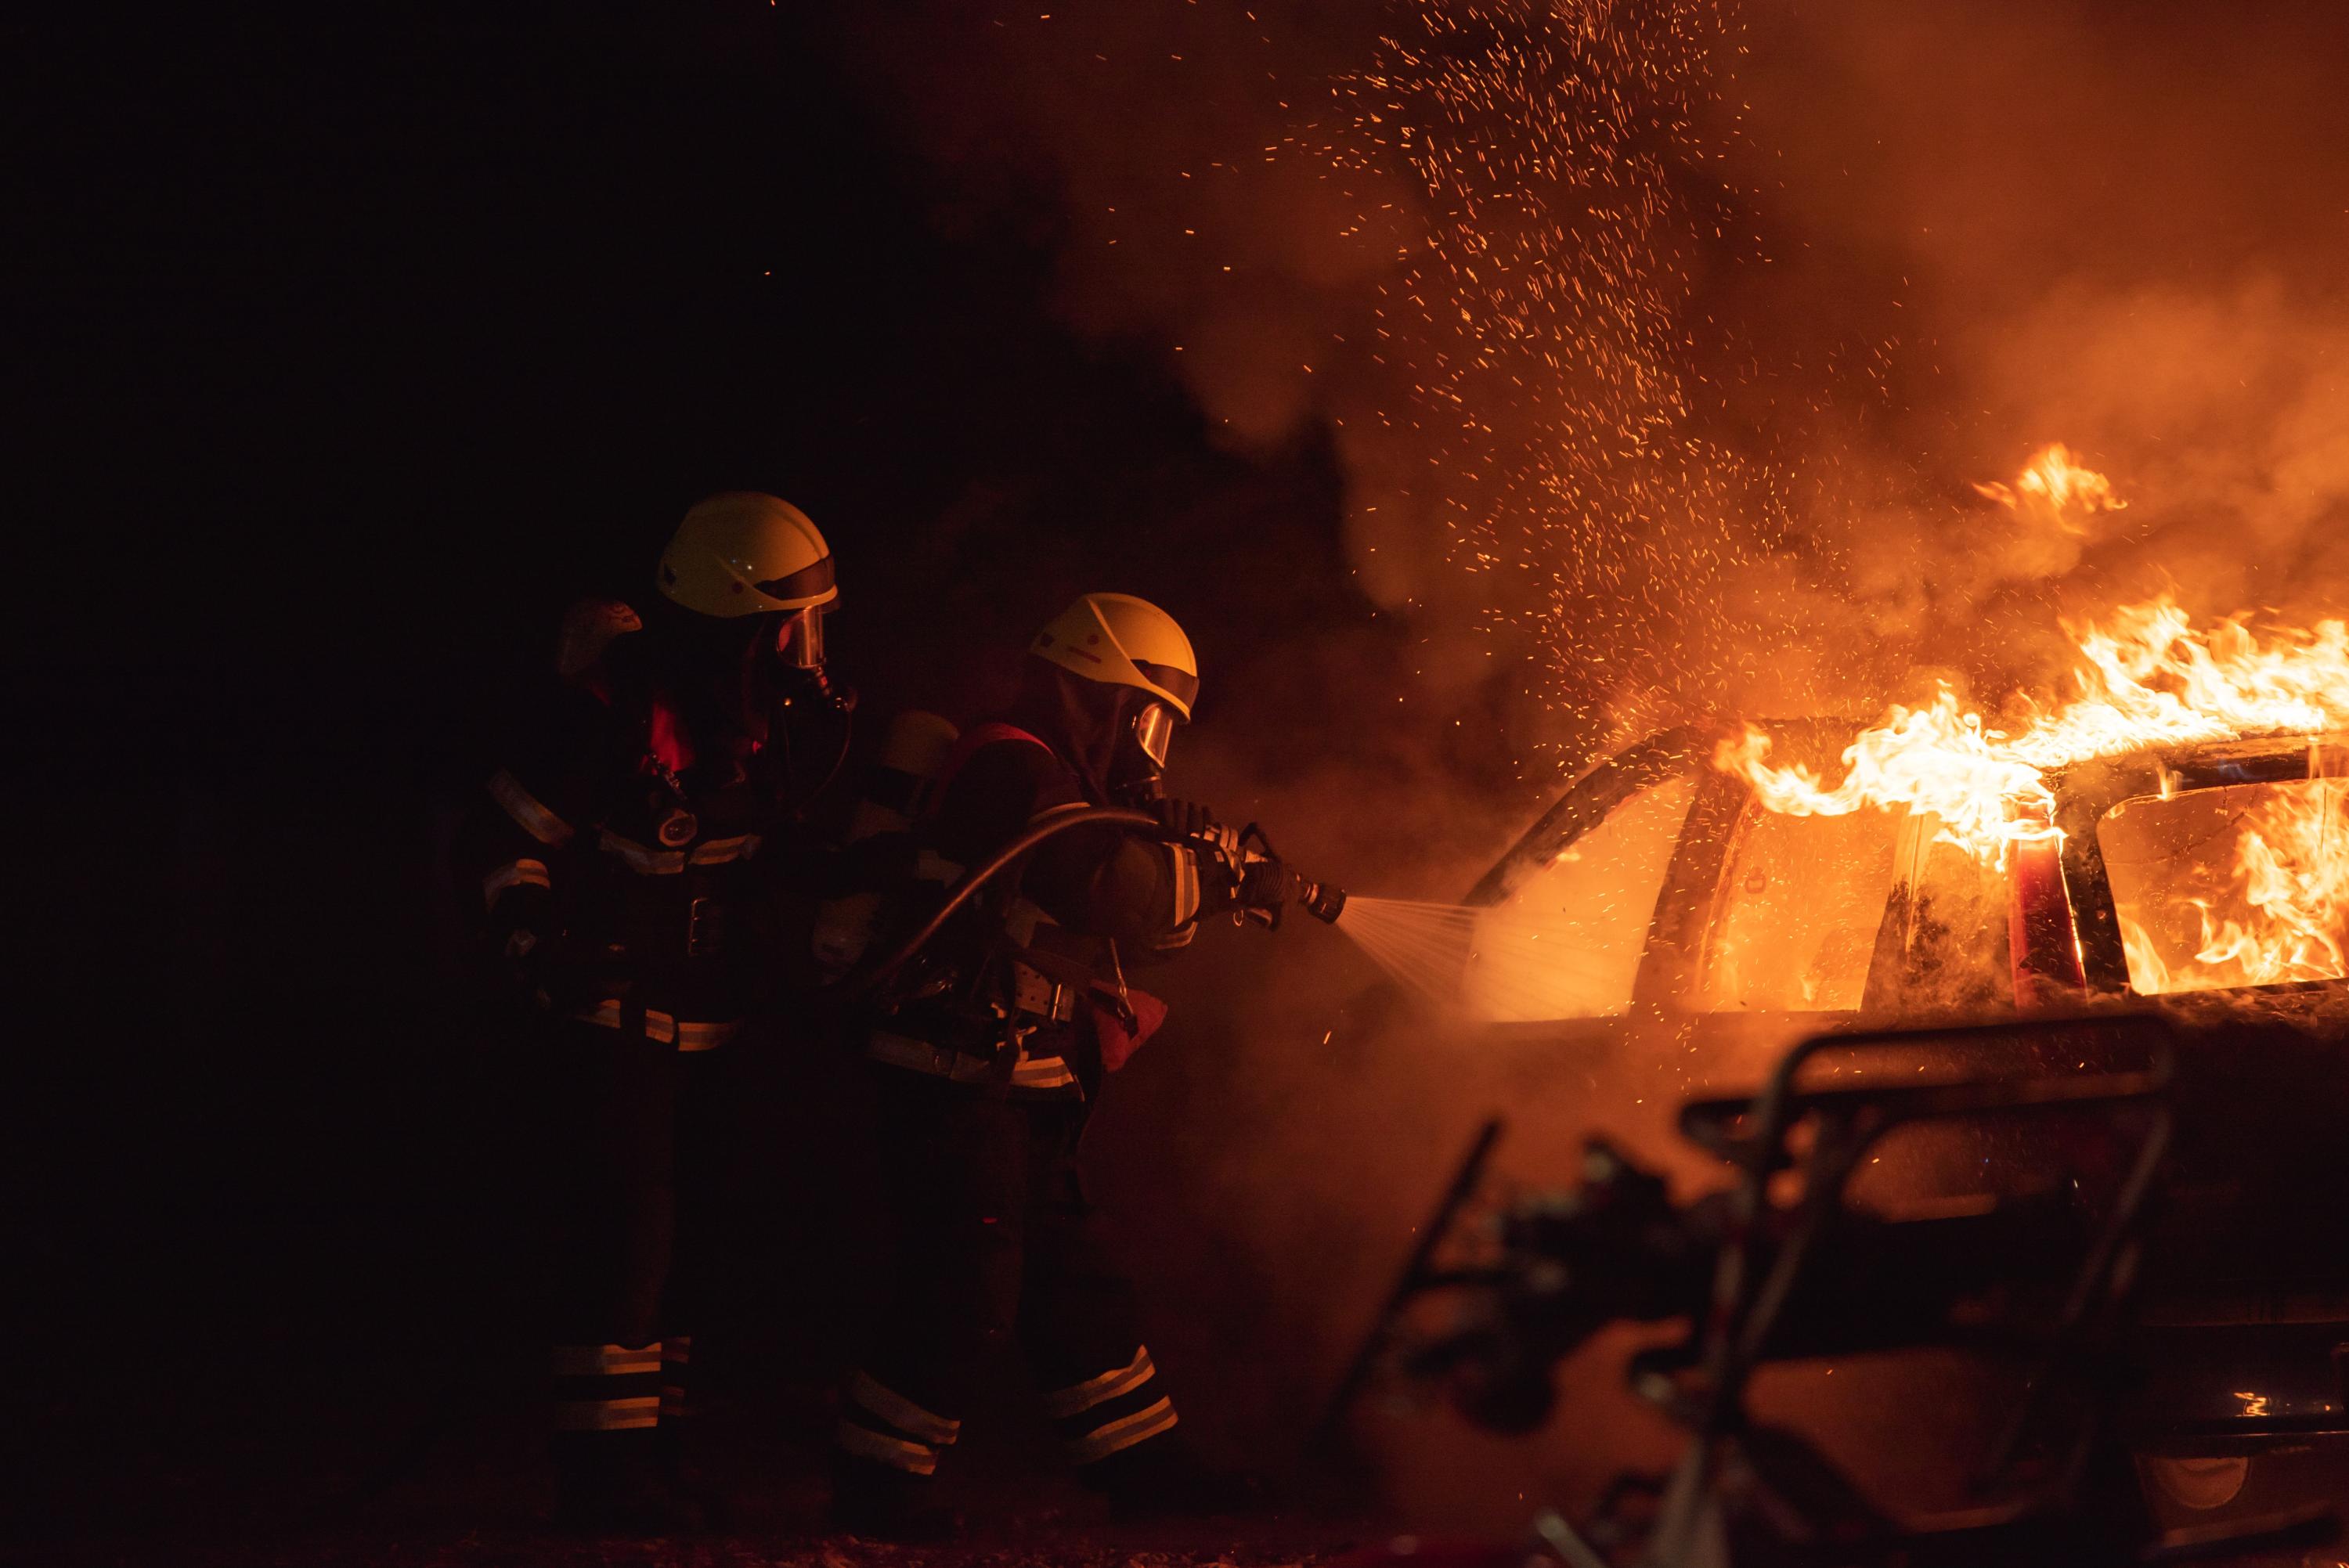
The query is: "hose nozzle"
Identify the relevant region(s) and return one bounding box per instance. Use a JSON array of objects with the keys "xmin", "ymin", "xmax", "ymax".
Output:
[
  {"xmin": 1297, "ymin": 878, "xmax": 1347, "ymax": 925},
  {"xmin": 1164, "ymin": 816, "xmax": 1346, "ymax": 929}
]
